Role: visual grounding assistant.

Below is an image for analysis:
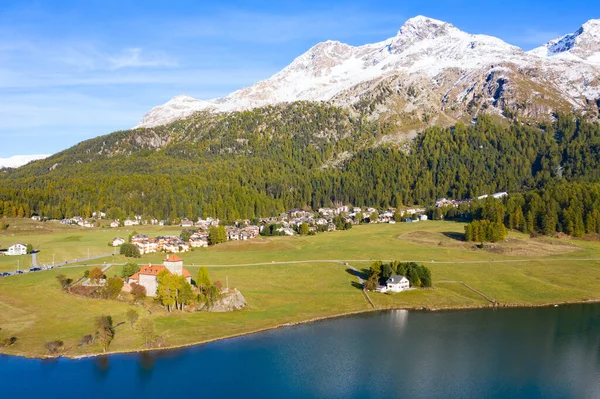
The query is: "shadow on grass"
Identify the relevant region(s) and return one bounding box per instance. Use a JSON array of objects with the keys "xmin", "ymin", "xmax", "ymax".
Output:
[
  {"xmin": 442, "ymin": 231, "xmax": 466, "ymax": 242},
  {"xmin": 346, "ymin": 268, "xmax": 368, "ymax": 290}
]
